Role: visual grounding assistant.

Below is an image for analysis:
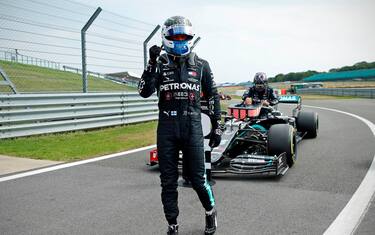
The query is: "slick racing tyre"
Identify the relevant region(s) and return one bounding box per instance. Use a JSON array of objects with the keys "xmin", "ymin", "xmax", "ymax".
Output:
[
  {"xmin": 268, "ymin": 124, "xmax": 296, "ymax": 167},
  {"xmin": 297, "ymin": 111, "xmax": 318, "ymax": 138}
]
